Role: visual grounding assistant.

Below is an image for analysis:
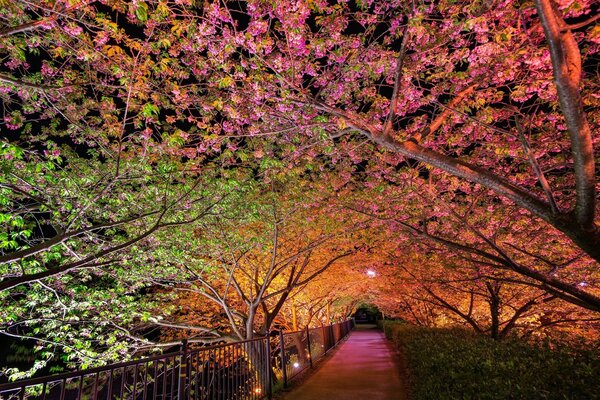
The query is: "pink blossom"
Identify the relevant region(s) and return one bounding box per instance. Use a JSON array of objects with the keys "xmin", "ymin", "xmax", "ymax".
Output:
[{"xmin": 63, "ymin": 24, "xmax": 83, "ymax": 36}]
